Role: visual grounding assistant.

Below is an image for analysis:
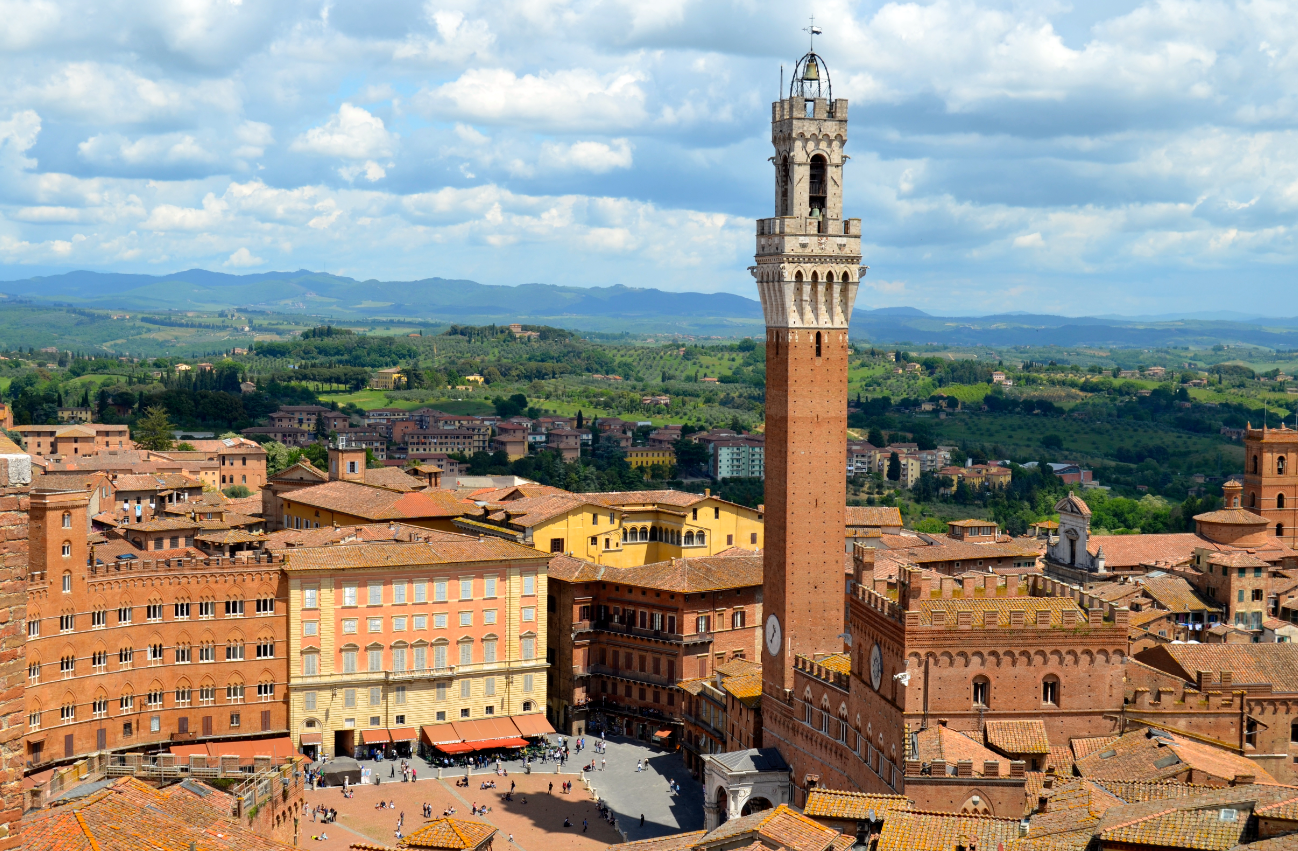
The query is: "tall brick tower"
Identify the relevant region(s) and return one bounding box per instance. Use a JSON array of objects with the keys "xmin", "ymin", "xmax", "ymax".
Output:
[
  {"xmin": 1243, "ymin": 423, "xmax": 1298, "ymax": 550},
  {"xmin": 753, "ymin": 46, "xmax": 862, "ymax": 706}
]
